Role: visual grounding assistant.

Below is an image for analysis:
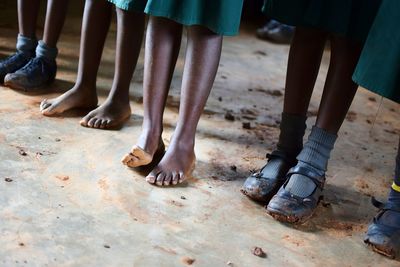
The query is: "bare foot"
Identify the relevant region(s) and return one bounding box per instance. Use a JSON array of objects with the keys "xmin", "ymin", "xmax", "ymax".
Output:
[
  {"xmin": 121, "ymin": 129, "xmax": 163, "ymax": 168},
  {"xmin": 80, "ymin": 98, "xmax": 131, "ymax": 129},
  {"xmin": 40, "ymin": 85, "xmax": 98, "ymax": 116},
  {"xmin": 146, "ymin": 141, "xmax": 196, "ymax": 186}
]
